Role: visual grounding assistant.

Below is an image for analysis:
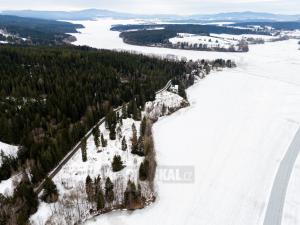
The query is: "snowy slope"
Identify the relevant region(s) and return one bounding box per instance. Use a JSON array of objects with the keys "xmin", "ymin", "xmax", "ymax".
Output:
[
  {"xmin": 0, "ymin": 142, "xmax": 20, "ymax": 196},
  {"xmin": 169, "ymin": 33, "xmax": 239, "ymax": 50},
  {"xmin": 211, "ymin": 33, "xmax": 279, "ymax": 42},
  {"xmin": 30, "ymin": 90, "xmax": 187, "ymax": 225},
  {"xmin": 144, "ymin": 91, "xmax": 188, "ymax": 121},
  {"xmin": 31, "ymin": 118, "xmax": 144, "ymax": 225},
  {"xmin": 0, "ymin": 173, "xmax": 22, "ymax": 197},
  {"xmin": 68, "ymin": 19, "xmax": 300, "ymax": 225},
  {"xmin": 0, "ymin": 141, "xmax": 18, "ymax": 166}
]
